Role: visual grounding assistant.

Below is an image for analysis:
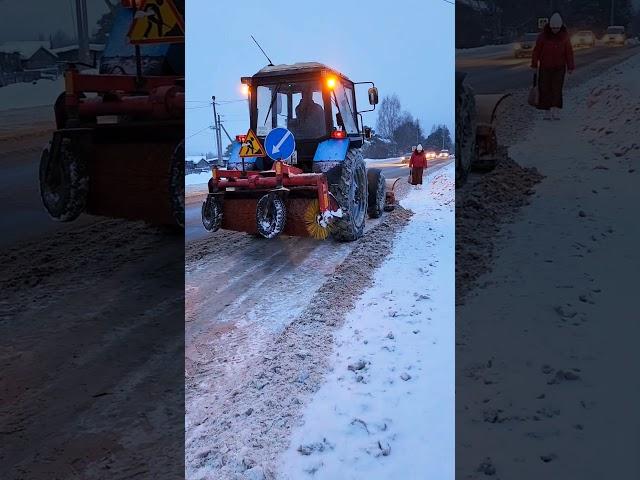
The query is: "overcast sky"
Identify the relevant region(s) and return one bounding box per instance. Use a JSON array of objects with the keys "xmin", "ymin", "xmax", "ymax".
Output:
[
  {"xmin": 186, "ymin": 0, "xmax": 455, "ymax": 155},
  {"xmin": 0, "ymin": 1, "xmax": 109, "ymax": 41}
]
